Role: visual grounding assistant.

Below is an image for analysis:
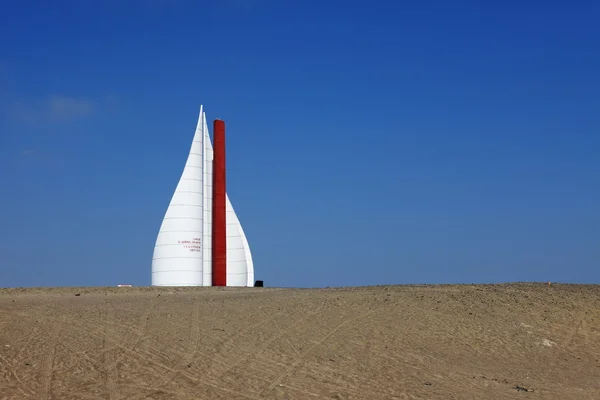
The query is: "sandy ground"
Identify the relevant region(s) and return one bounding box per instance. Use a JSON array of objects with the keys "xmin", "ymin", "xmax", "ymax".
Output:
[{"xmin": 0, "ymin": 283, "xmax": 599, "ymax": 400}]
